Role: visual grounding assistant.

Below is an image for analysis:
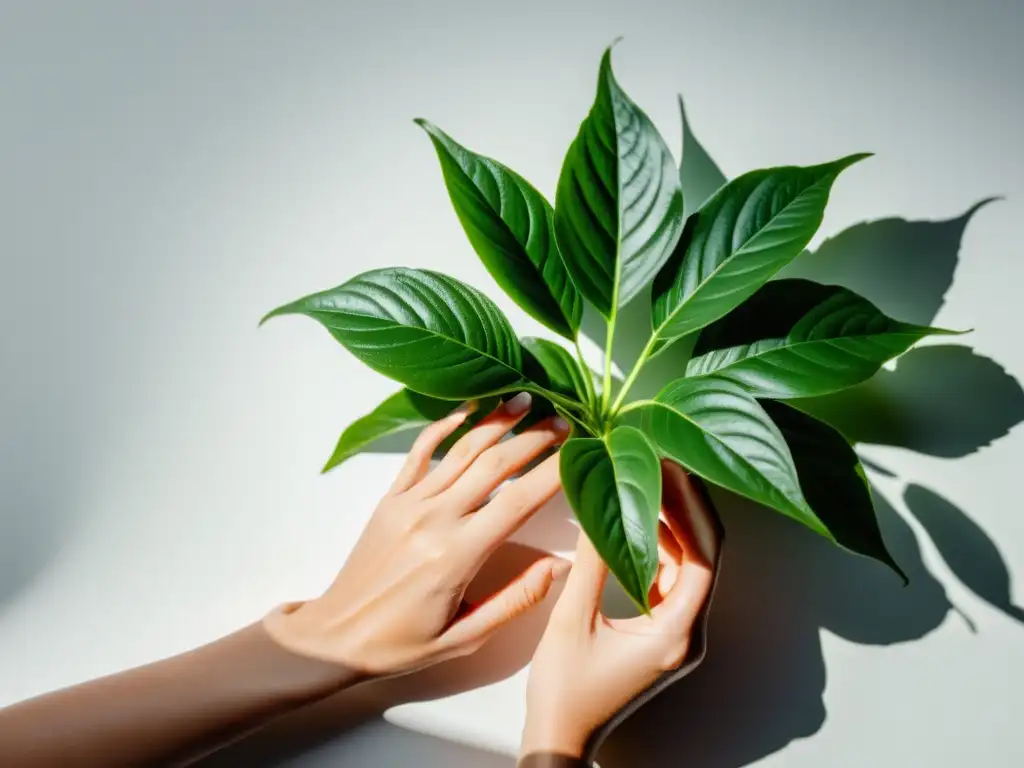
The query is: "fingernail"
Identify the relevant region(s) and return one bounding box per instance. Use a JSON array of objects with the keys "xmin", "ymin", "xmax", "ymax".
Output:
[
  {"xmin": 551, "ymin": 559, "xmax": 572, "ymax": 581},
  {"xmin": 552, "ymin": 416, "xmax": 570, "ymax": 435},
  {"xmin": 454, "ymin": 400, "xmax": 478, "ymax": 416},
  {"xmin": 504, "ymin": 392, "xmax": 532, "ymax": 415}
]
